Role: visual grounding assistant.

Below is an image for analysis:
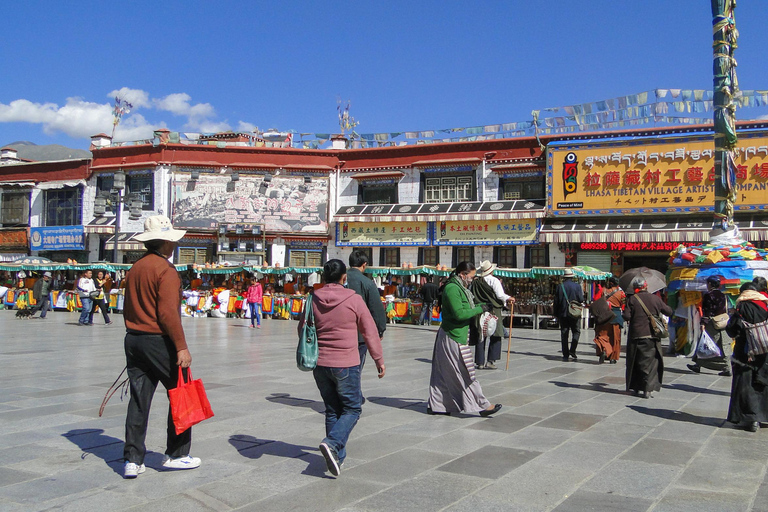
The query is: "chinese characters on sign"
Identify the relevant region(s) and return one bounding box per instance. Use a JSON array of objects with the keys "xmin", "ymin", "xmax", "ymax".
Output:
[
  {"xmin": 30, "ymin": 226, "xmax": 85, "ymax": 251},
  {"xmin": 578, "ymin": 242, "xmax": 699, "ymax": 252},
  {"xmin": 549, "ymin": 136, "xmax": 768, "ymax": 214},
  {"xmin": 434, "ymin": 220, "xmax": 537, "ymax": 246},
  {"xmin": 336, "ymin": 221, "xmax": 430, "ymax": 246}
]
